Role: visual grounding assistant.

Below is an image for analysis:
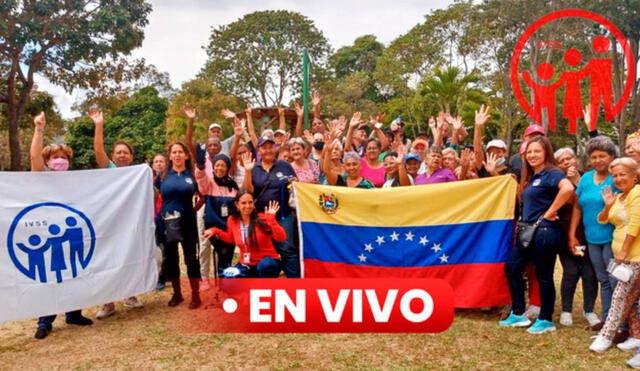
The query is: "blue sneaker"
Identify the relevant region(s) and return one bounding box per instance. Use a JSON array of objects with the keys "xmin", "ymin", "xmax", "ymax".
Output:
[
  {"xmin": 526, "ymin": 319, "xmax": 556, "ymax": 334},
  {"xmin": 499, "ymin": 313, "xmax": 531, "ymax": 327}
]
